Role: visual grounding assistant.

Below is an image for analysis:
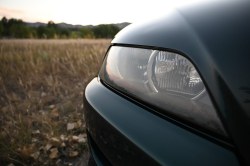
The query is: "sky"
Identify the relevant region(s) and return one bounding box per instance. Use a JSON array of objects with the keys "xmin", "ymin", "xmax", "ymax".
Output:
[{"xmin": 0, "ymin": 0, "xmax": 199, "ymax": 25}]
